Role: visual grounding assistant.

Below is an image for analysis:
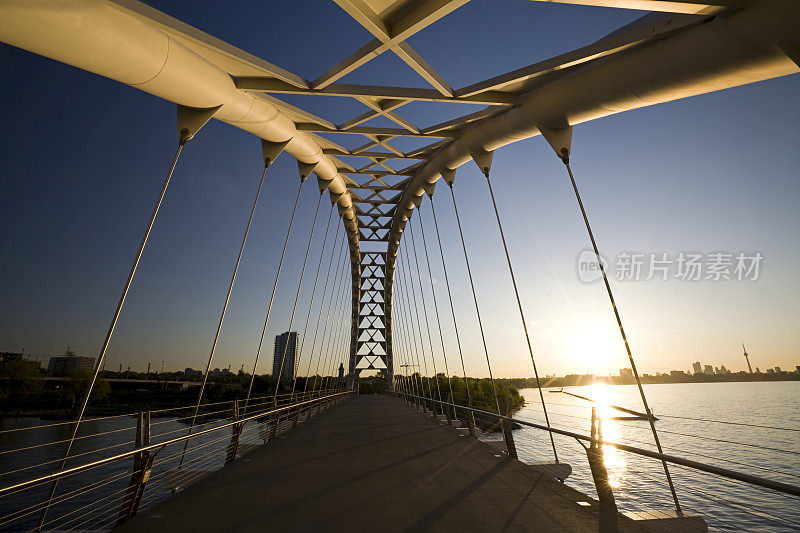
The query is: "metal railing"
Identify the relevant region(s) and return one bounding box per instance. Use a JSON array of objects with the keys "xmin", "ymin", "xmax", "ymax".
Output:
[
  {"xmin": 394, "ymin": 390, "xmax": 800, "ymax": 531},
  {"xmin": 0, "ymin": 389, "xmax": 353, "ymax": 531}
]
